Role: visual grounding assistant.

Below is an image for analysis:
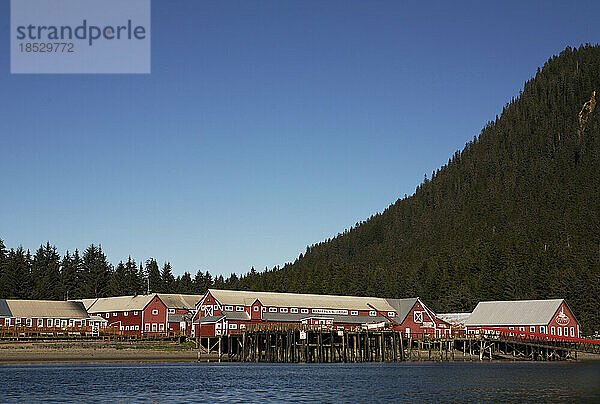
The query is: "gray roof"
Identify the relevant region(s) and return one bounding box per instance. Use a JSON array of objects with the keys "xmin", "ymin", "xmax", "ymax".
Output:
[
  {"xmin": 200, "ymin": 315, "xmax": 225, "ymax": 323},
  {"xmin": 82, "ymin": 295, "xmax": 155, "ymax": 313},
  {"xmin": 207, "ymin": 289, "xmax": 396, "ymax": 312},
  {"xmin": 385, "ymin": 298, "xmax": 419, "ymax": 322},
  {"xmin": 168, "ymin": 313, "xmax": 187, "ymax": 323},
  {"xmin": 465, "ymin": 299, "xmax": 565, "ymax": 326},
  {"xmin": 158, "ymin": 294, "xmax": 203, "ymax": 309},
  {"xmin": 0, "ymin": 299, "xmax": 11, "ymax": 317},
  {"xmin": 223, "ymin": 311, "xmax": 250, "ymax": 321},
  {"xmin": 5, "ymin": 300, "xmax": 89, "ymax": 319},
  {"xmin": 437, "ymin": 313, "xmax": 471, "ymax": 327}
]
